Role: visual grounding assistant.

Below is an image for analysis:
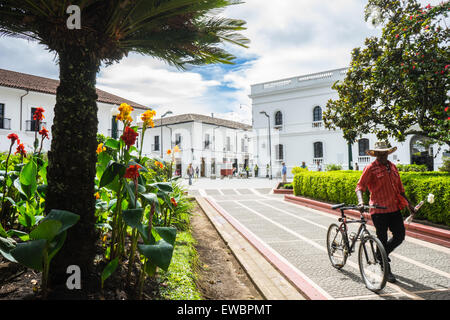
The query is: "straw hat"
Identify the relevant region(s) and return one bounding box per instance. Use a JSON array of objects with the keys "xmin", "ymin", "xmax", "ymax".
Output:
[{"xmin": 366, "ymin": 141, "xmax": 397, "ymax": 157}]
